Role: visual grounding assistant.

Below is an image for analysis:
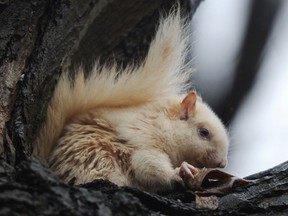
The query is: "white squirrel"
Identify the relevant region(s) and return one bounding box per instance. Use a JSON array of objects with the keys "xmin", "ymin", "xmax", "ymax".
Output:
[{"xmin": 33, "ymin": 9, "xmax": 229, "ymax": 193}]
